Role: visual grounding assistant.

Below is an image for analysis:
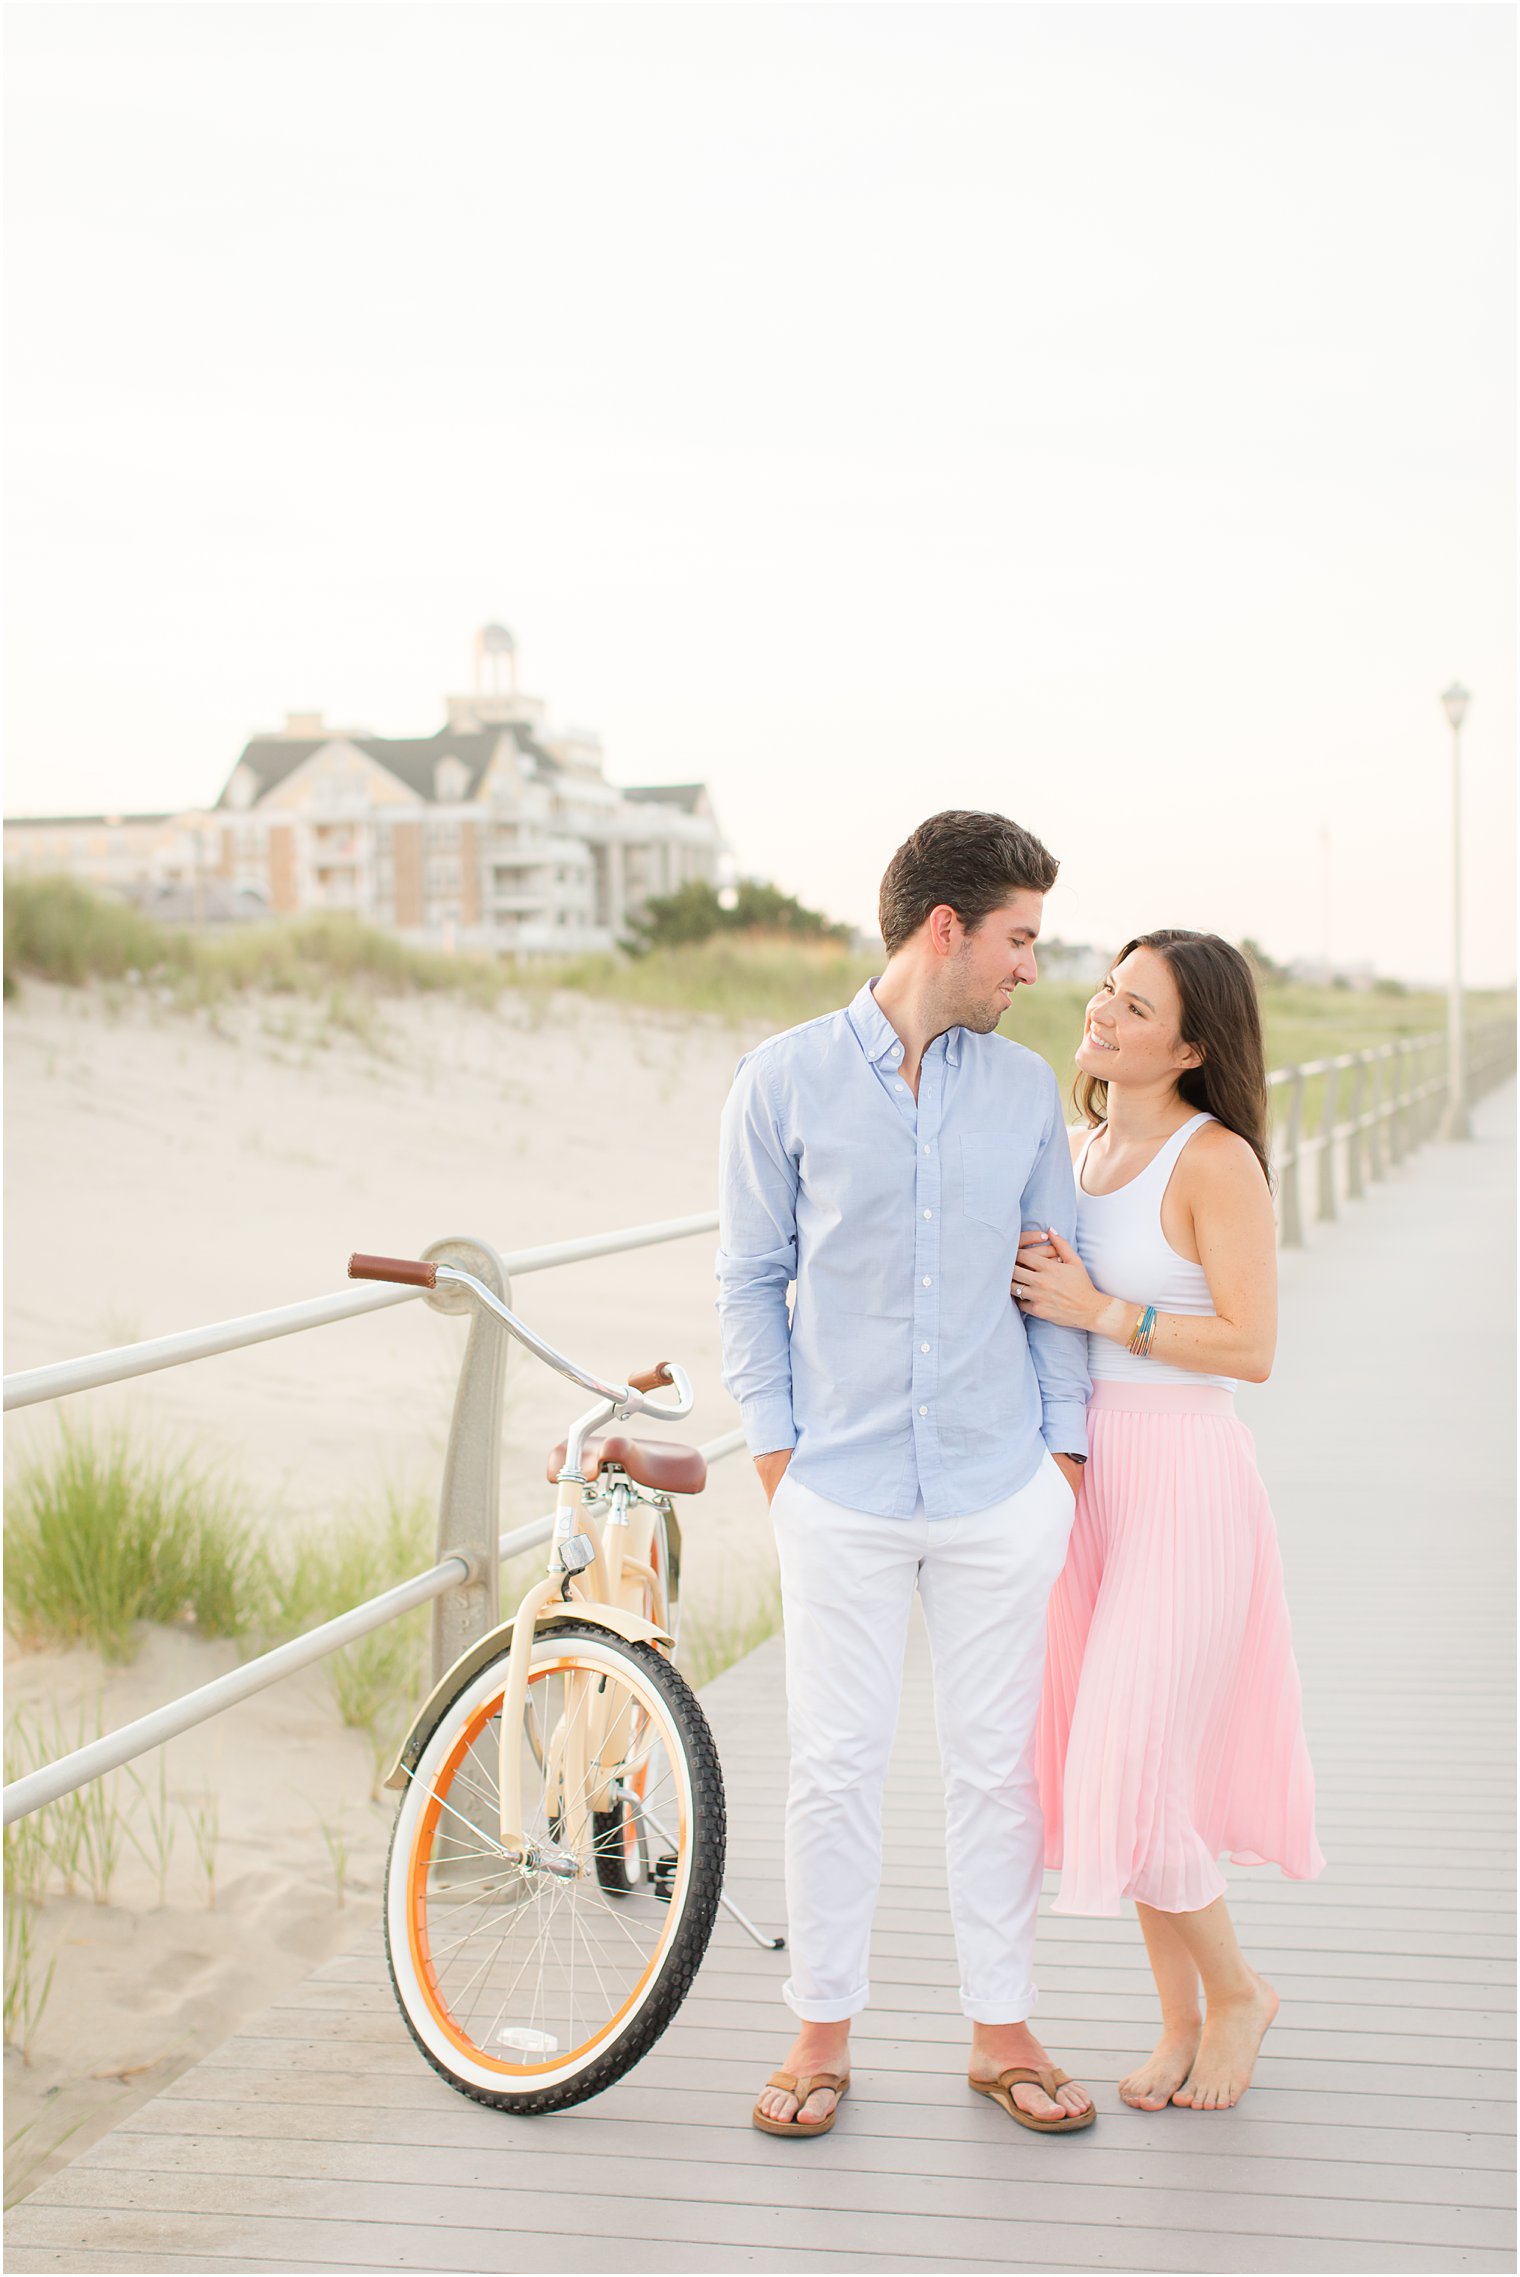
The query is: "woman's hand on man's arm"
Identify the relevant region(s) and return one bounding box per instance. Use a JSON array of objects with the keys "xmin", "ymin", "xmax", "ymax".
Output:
[{"xmin": 1014, "ymin": 1228, "xmax": 1109, "ymax": 1332}]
